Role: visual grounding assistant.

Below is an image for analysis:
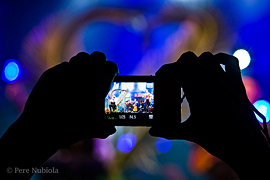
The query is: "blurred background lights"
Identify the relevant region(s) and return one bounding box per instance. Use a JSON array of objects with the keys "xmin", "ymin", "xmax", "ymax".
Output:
[
  {"xmin": 2, "ymin": 59, "xmax": 21, "ymax": 83},
  {"xmin": 242, "ymin": 76, "xmax": 261, "ymax": 103},
  {"xmin": 253, "ymin": 100, "xmax": 270, "ymax": 123},
  {"xmin": 233, "ymin": 49, "xmax": 251, "ymax": 70},
  {"xmin": 155, "ymin": 138, "xmax": 172, "ymax": 153},
  {"xmin": 117, "ymin": 133, "xmax": 137, "ymax": 153}
]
